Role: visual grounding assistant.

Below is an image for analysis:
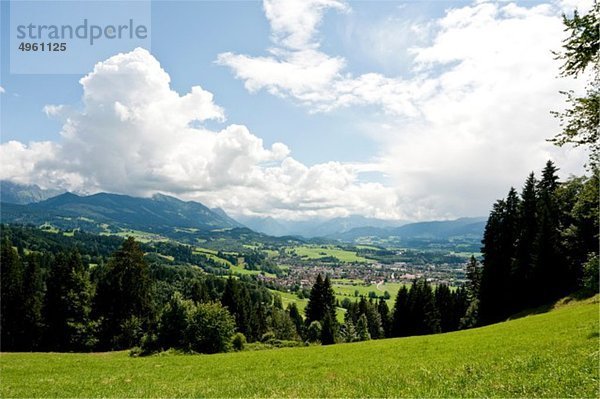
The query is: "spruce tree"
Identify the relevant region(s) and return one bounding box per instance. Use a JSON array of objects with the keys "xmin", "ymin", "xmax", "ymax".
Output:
[
  {"xmin": 356, "ymin": 314, "xmax": 371, "ymax": 341},
  {"xmin": 532, "ymin": 161, "xmax": 565, "ymax": 303},
  {"xmin": 22, "ymin": 253, "xmax": 45, "ymax": 350},
  {"xmin": 287, "ymin": 303, "xmax": 305, "ymax": 339},
  {"xmin": 434, "ymin": 284, "xmax": 454, "ymax": 332},
  {"xmin": 391, "ymin": 285, "xmax": 409, "ymax": 337},
  {"xmin": 44, "ymin": 250, "xmax": 94, "ymax": 351},
  {"xmin": 305, "ymin": 274, "xmax": 325, "ymax": 324},
  {"xmin": 465, "ymin": 256, "xmax": 481, "ymax": 302},
  {"xmin": 377, "ymin": 298, "xmax": 392, "ymax": 338},
  {"xmin": 0, "ymin": 238, "xmax": 25, "ymax": 350},
  {"xmin": 94, "ymin": 237, "xmax": 154, "ymax": 349},
  {"xmin": 511, "ymin": 172, "xmax": 538, "ymax": 311},
  {"xmin": 479, "ymin": 188, "xmax": 520, "ymax": 324}
]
